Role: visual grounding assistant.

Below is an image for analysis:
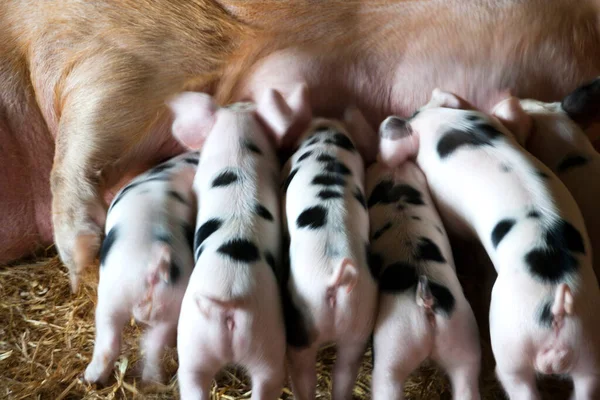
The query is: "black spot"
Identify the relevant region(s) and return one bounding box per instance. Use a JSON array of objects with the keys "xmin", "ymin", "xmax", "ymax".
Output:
[
  {"xmin": 217, "ymin": 239, "xmax": 261, "ymax": 263},
  {"xmin": 282, "ymin": 288, "xmax": 312, "ymax": 348},
  {"xmin": 195, "ymin": 219, "xmax": 223, "ymax": 253},
  {"xmin": 318, "ymin": 190, "xmax": 343, "ymax": 200},
  {"xmin": 500, "ymin": 163, "xmax": 512, "ymax": 173},
  {"xmin": 109, "ymin": 181, "xmax": 142, "ymax": 211},
  {"xmin": 184, "ymin": 223, "xmax": 195, "ymax": 251},
  {"xmin": 353, "ymin": 188, "xmax": 367, "ymax": 209},
  {"xmin": 527, "ymin": 210, "xmax": 542, "ymax": 219},
  {"xmin": 168, "ymin": 190, "xmax": 187, "ymax": 205},
  {"xmin": 538, "ymin": 301, "xmax": 554, "ymax": 328},
  {"xmin": 244, "ymin": 140, "xmax": 263, "ymax": 155},
  {"xmin": 316, "ymin": 153, "xmax": 336, "ymax": 163},
  {"xmin": 324, "ymin": 161, "xmax": 352, "ymax": 176},
  {"xmin": 491, "ymin": 219, "xmax": 516, "ymax": 248},
  {"xmin": 536, "ymin": 170, "xmax": 551, "ymax": 179},
  {"xmin": 415, "ymin": 237, "xmax": 446, "ymax": 263},
  {"xmin": 427, "ymin": 281, "xmax": 456, "ymax": 316},
  {"xmin": 437, "ymin": 124, "xmax": 502, "ymax": 159},
  {"xmin": 372, "ymin": 222, "xmax": 392, "ymax": 241},
  {"xmin": 255, "ymin": 204, "xmax": 274, "ymax": 221},
  {"xmin": 303, "ymin": 135, "xmax": 321, "ymax": 147},
  {"xmin": 557, "ymin": 219, "xmax": 586, "ymax": 254},
  {"xmin": 155, "ymin": 231, "xmax": 171, "ymax": 244},
  {"xmin": 195, "ymin": 245, "xmax": 205, "ymax": 261},
  {"xmin": 324, "ymin": 133, "xmax": 356, "ymax": 152},
  {"xmin": 312, "ymin": 174, "xmax": 346, "ymax": 187},
  {"xmin": 99, "ymin": 227, "xmax": 119, "ymax": 267},
  {"xmin": 169, "ymin": 261, "xmax": 181, "ymax": 285},
  {"xmin": 150, "ymin": 163, "xmax": 174, "ymax": 174},
  {"xmin": 183, "ymin": 157, "xmax": 199, "ymax": 165},
  {"xmin": 525, "ymin": 219, "xmax": 585, "ymax": 283},
  {"xmin": 297, "ymin": 151, "xmax": 313, "ymax": 162},
  {"xmin": 212, "ymin": 170, "xmax": 238, "ymax": 187},
  {"xmin": 411, "ymin": 216, "xmax": 422, "ymax": 221},
  {"xmin": 557, "ymin": 154, "xmax": 589, "ymax": 173},
  {"xmin": 296, "ymin": 206, "xmax": 327, "ymax": 229},
  {"xmin": 367, "ymin": 251, "xmax": 385, "ymax": 278},
  {"xmin": 378, "ymin": 262, "xmax": 419, "ymax": 293},
  {"xmin": 367, "ymin": 180, "xmax": 424, "ymax": 208},
  {"xmin": 282, "ymin": 168, "xmax": 299, "ymax": 192}
]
